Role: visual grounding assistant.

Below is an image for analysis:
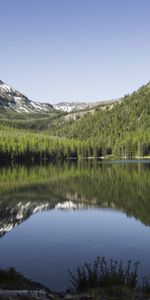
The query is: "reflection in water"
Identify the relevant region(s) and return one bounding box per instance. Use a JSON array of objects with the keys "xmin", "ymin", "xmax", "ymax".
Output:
[{"xmin": 0, "ymin": 160, "xmax": 150, "ymax": 290}]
